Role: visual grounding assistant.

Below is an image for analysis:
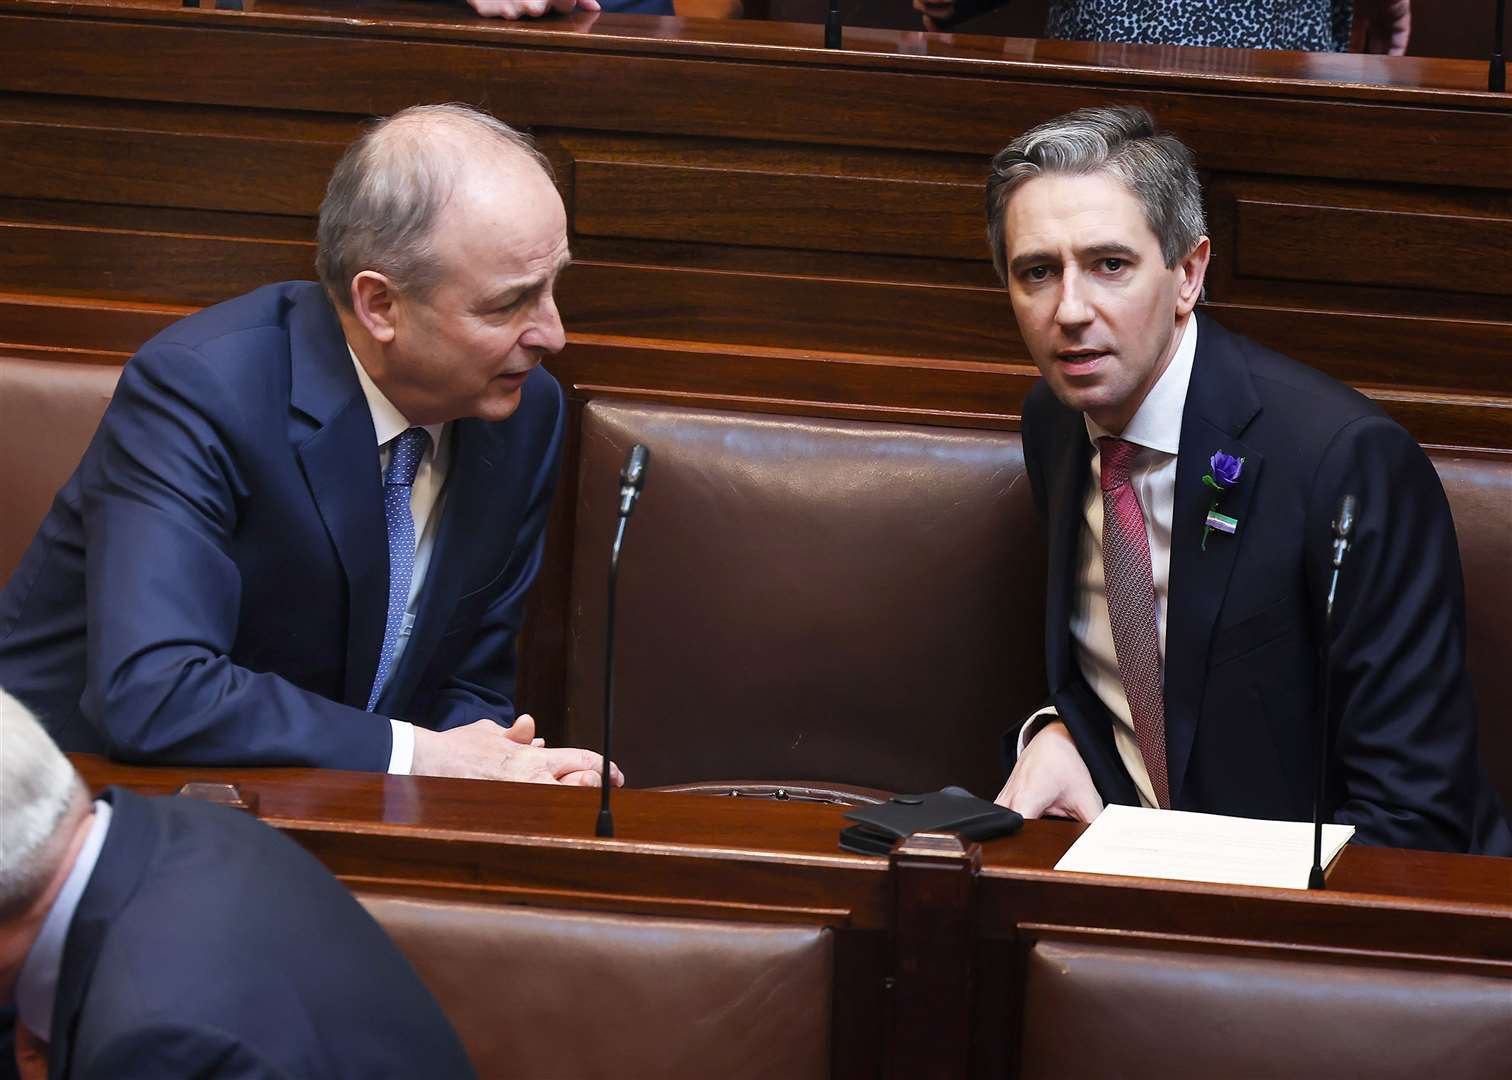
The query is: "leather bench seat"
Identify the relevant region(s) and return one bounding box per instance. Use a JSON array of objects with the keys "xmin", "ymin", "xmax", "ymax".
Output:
[
  {"xmin": 0, "ymin": 356, "xmax": 121, "ymax": 586},
  {"xmin": 3, "ymin": 359, "xmax": 1508, "ymax": 812},
  {"xmin": 566, "ymin": 400, "xmax": 1048, "ymax": 799},
  {"xmin": 358, "ymin": 892, "xmax": 833, "ymax": 1079},
  {"xmin": 1019, "ymin": 934, "xmax": 1512, "ymax": 1078}
]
